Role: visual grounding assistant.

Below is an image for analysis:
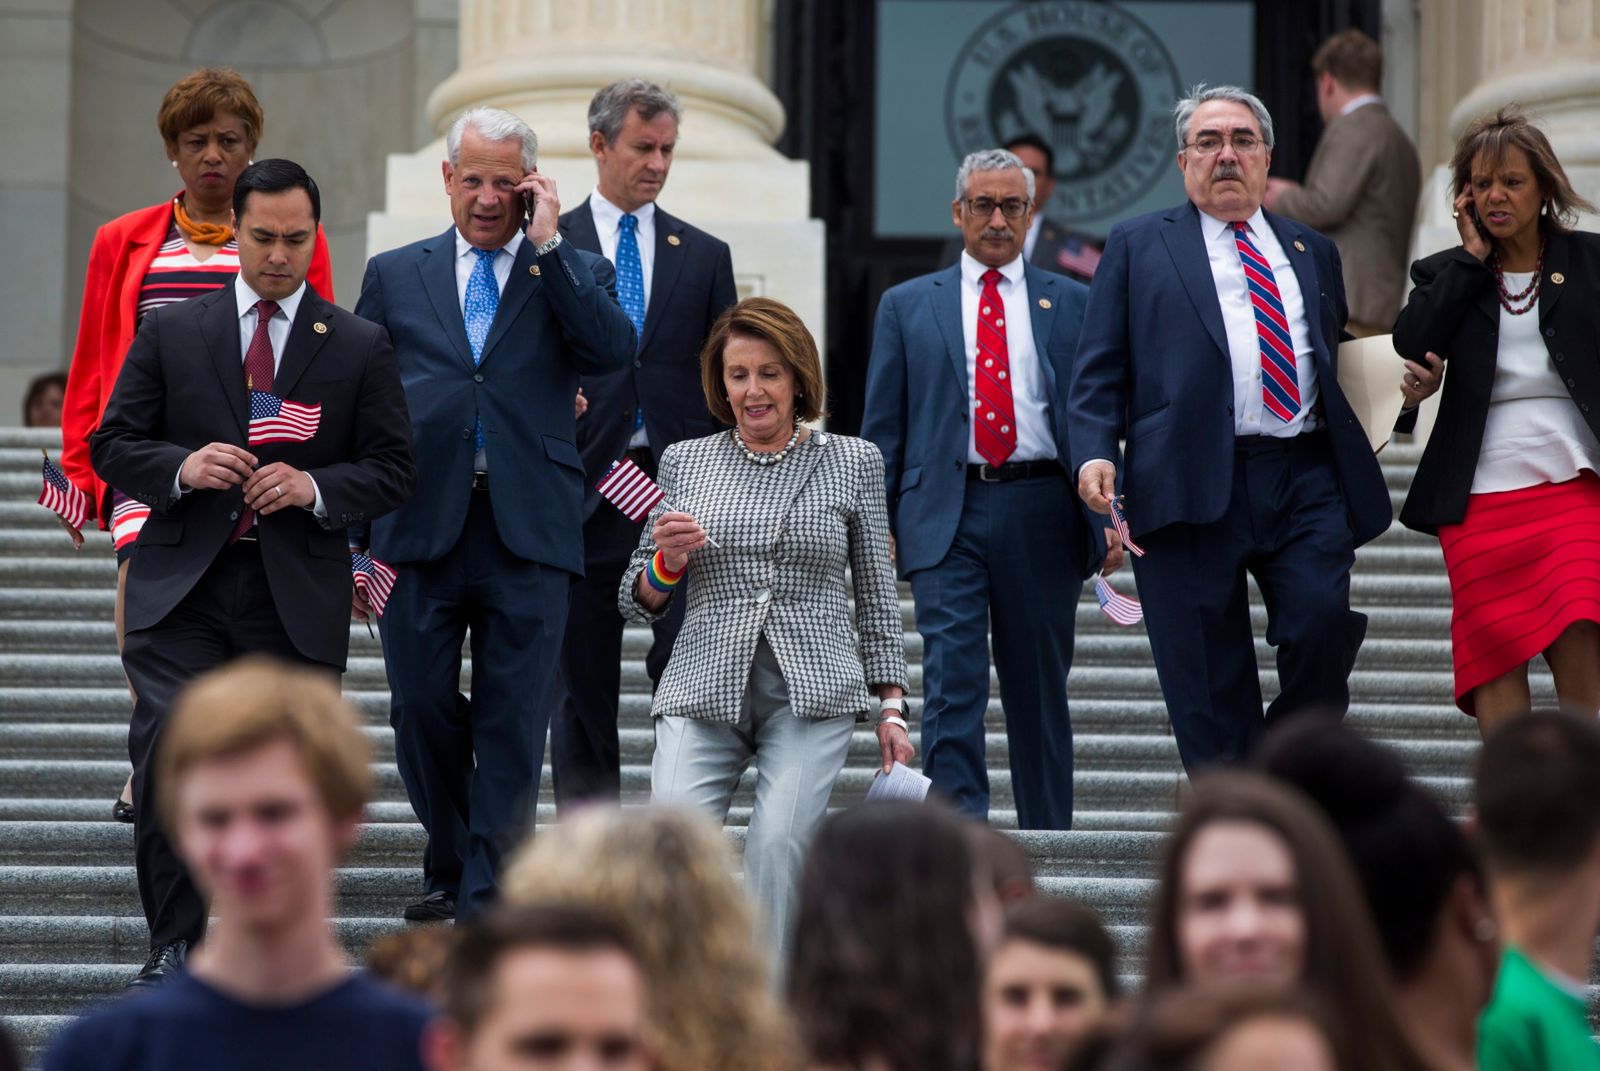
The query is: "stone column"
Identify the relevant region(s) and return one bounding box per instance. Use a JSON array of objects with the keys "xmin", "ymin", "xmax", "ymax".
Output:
[{"xmin": 368, "ymin": 0, "xmax": 823, "ymax": 360}]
